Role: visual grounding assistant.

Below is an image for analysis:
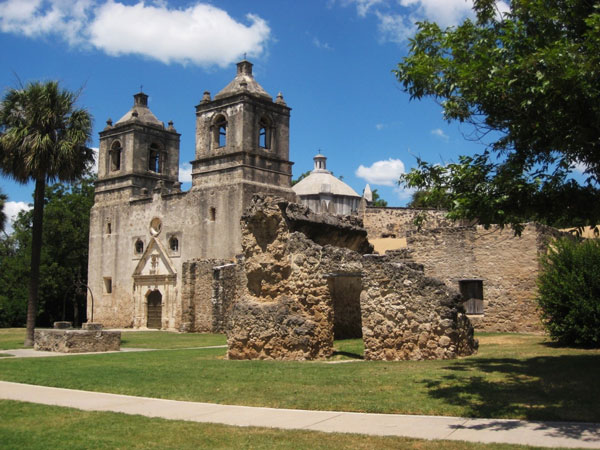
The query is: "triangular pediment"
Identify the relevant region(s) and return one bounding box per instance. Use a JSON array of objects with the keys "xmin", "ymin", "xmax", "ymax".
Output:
[{"xmin": 133, "ymin": 237, "xmax": 176, "ymax": 277}]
